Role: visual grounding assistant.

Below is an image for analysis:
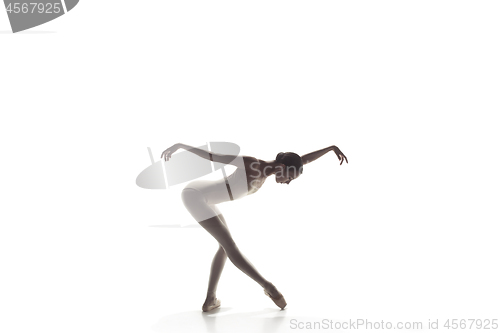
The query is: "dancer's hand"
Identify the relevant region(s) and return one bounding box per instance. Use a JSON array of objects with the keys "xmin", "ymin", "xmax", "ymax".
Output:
[
  {"xmin": 161, "ymin": 144, "xmax": 180, "ymax": 161},
  {"xmin": 332, "ymin": 146, "xmax": 348, "ymax": 165}
]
